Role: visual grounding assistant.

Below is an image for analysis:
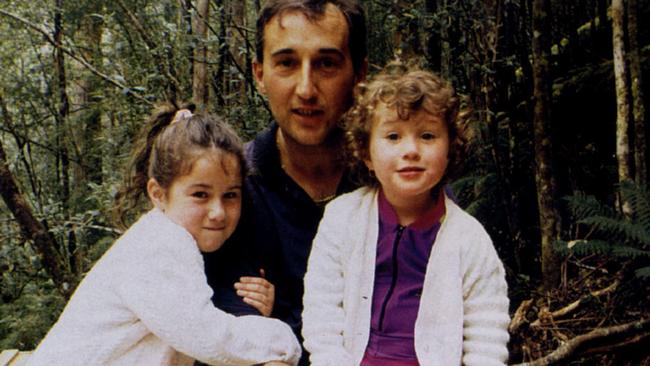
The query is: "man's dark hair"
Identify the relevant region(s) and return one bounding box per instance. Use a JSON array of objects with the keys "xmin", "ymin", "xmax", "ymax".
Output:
[{"xmin": 255, "ymin": 0, "xmax": 367, "ymax": 75}]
